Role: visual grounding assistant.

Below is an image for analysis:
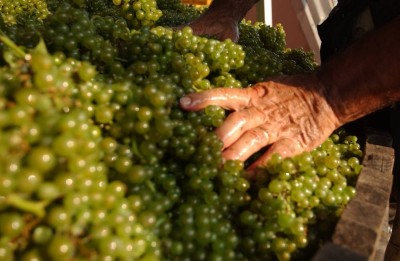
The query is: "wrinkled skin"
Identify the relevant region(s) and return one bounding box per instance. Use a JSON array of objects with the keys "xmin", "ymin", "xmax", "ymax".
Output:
[
  {"xmin": 176, "ymin": 0, "xmax": 258, "ymax": 42},
  {"xmin": 181, "ymin": 15, "xmax": 239, "ymax": 43},
  {"xmin": 180, "ymin": 74, "xmax": 340, "ymax": 170}
]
